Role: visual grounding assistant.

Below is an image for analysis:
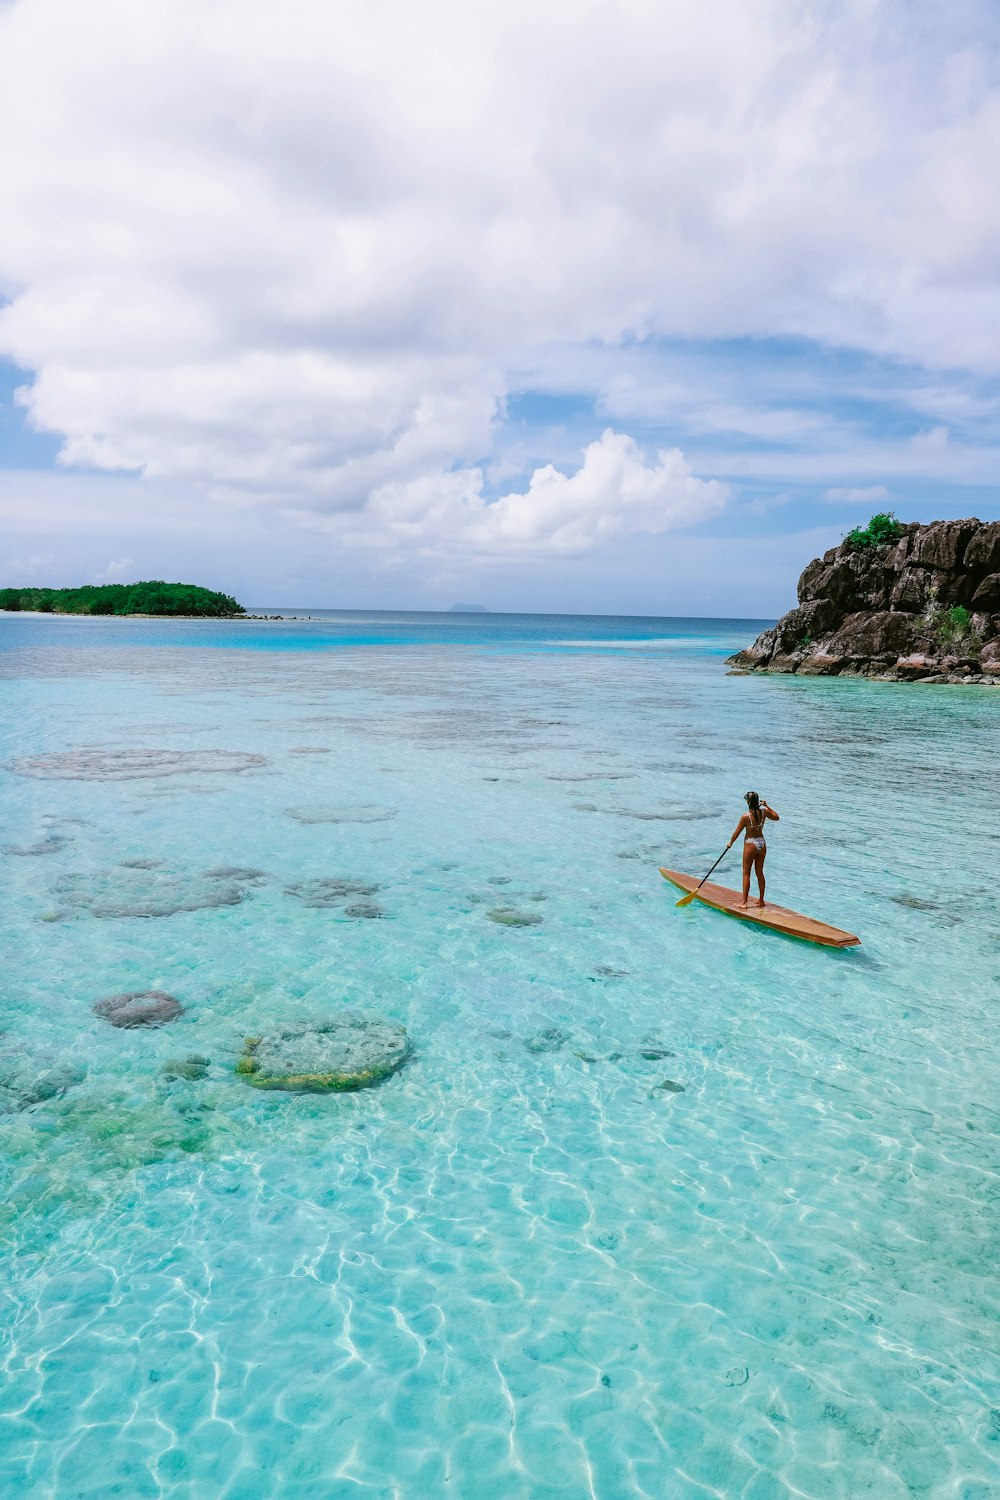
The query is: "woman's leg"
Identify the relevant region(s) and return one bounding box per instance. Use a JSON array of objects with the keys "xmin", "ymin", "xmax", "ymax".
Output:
[
  {"xmin": 739, "ymin": 844, "xmax": 752, "ymax": 907},
  {"xmin": 754, "ymin": 848, "xmax": 766, "ymax": 906}
]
